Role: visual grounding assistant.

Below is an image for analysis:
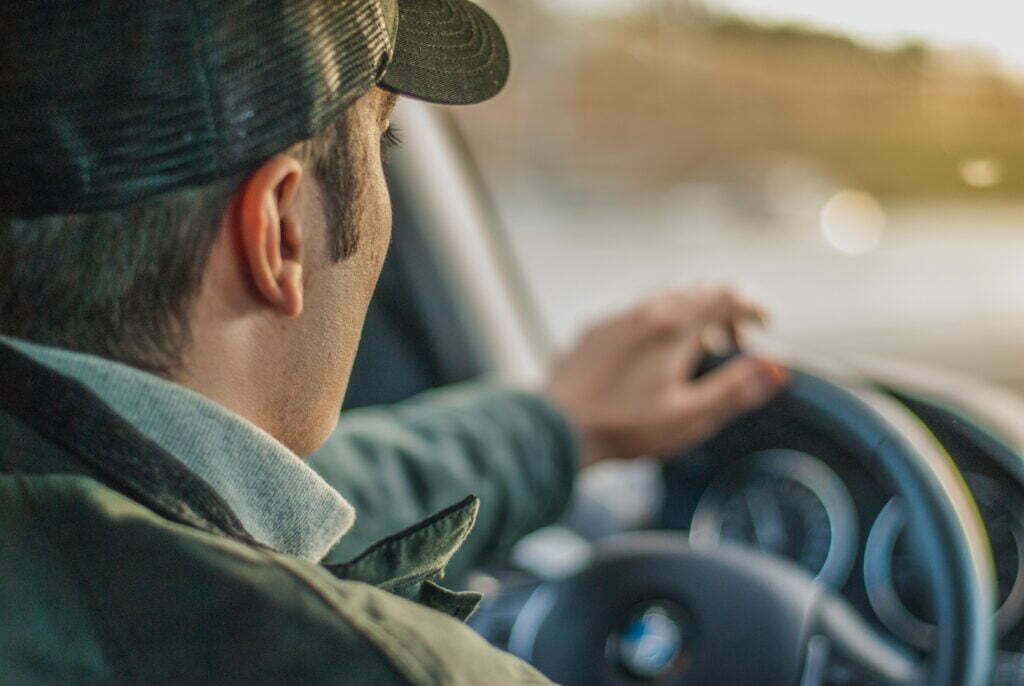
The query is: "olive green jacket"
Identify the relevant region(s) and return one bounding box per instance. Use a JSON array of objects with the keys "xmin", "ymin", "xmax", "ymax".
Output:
[{"xmin": 0, "ymin": 342, "xmax": 577, "ymax": 684}]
